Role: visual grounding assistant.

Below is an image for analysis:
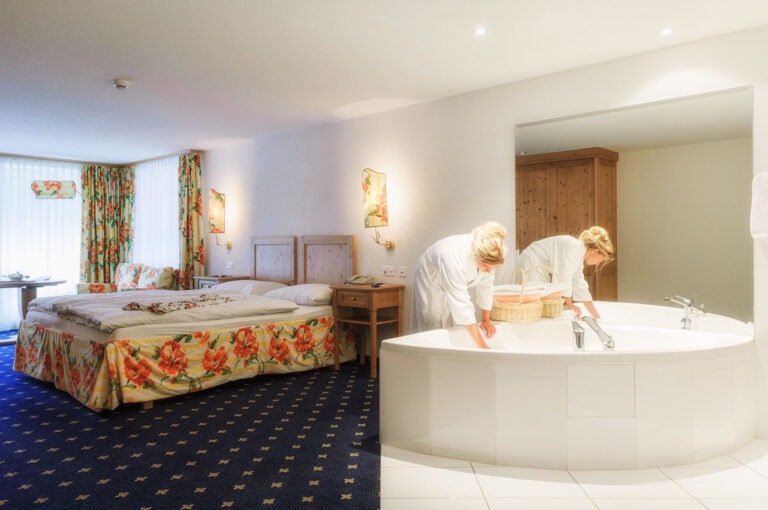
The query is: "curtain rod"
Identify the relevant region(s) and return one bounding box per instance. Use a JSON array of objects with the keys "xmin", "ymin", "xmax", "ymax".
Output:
[{"xmin": 0, "ymin": 149, "xmax": 205, "ymax": 168}]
